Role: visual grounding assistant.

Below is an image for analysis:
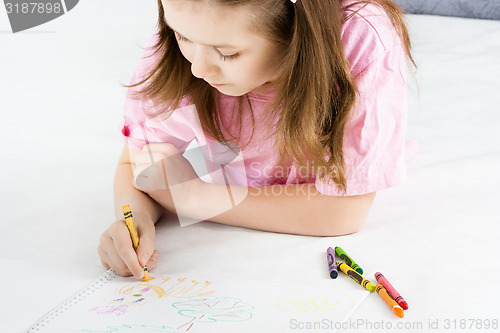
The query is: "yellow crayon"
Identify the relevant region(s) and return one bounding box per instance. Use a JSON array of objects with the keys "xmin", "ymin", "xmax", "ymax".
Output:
[
  {"xmin": 376, "ymin": 284, "xmax": 404, "ymax": 318},
  {"xmin": 122, "ymin": 205, "xmax": 149, "ymax": 282},
  {"xmin": 337, "ymin": 262, "xmax": 376, "ymax": 292},
  {"xmin": 122, "ymin": 205, "xmax": 139, "ymax": 249}
]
